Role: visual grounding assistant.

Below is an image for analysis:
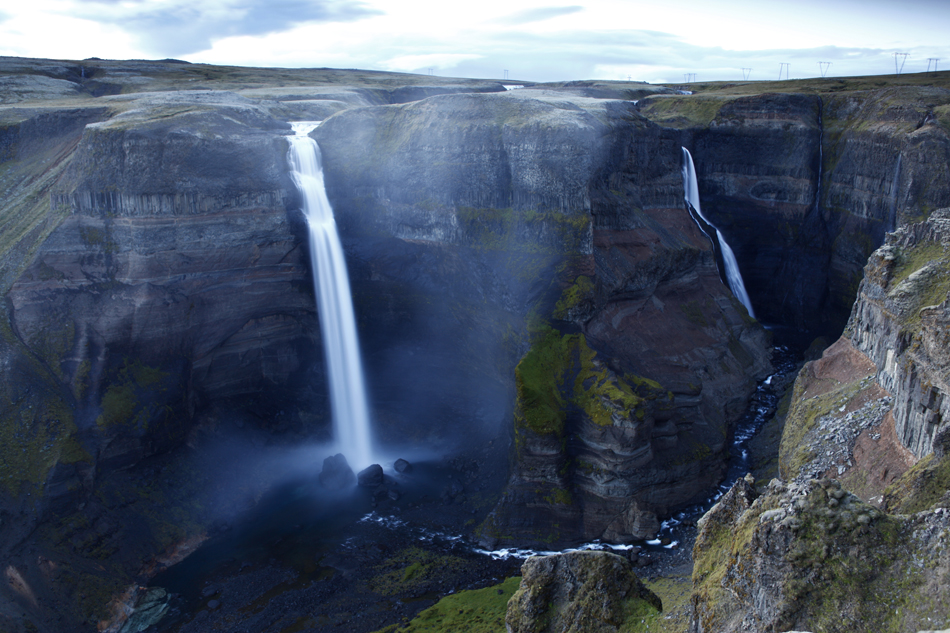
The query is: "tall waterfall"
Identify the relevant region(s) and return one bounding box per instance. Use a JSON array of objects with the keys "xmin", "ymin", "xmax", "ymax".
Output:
[
  {"xmin": 681, "ymin": 147, "xmax": 756, "ymax": 318},
  {"xmin": 288, "ymin": 122, "xmax": 373, "ymax": 469}
]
